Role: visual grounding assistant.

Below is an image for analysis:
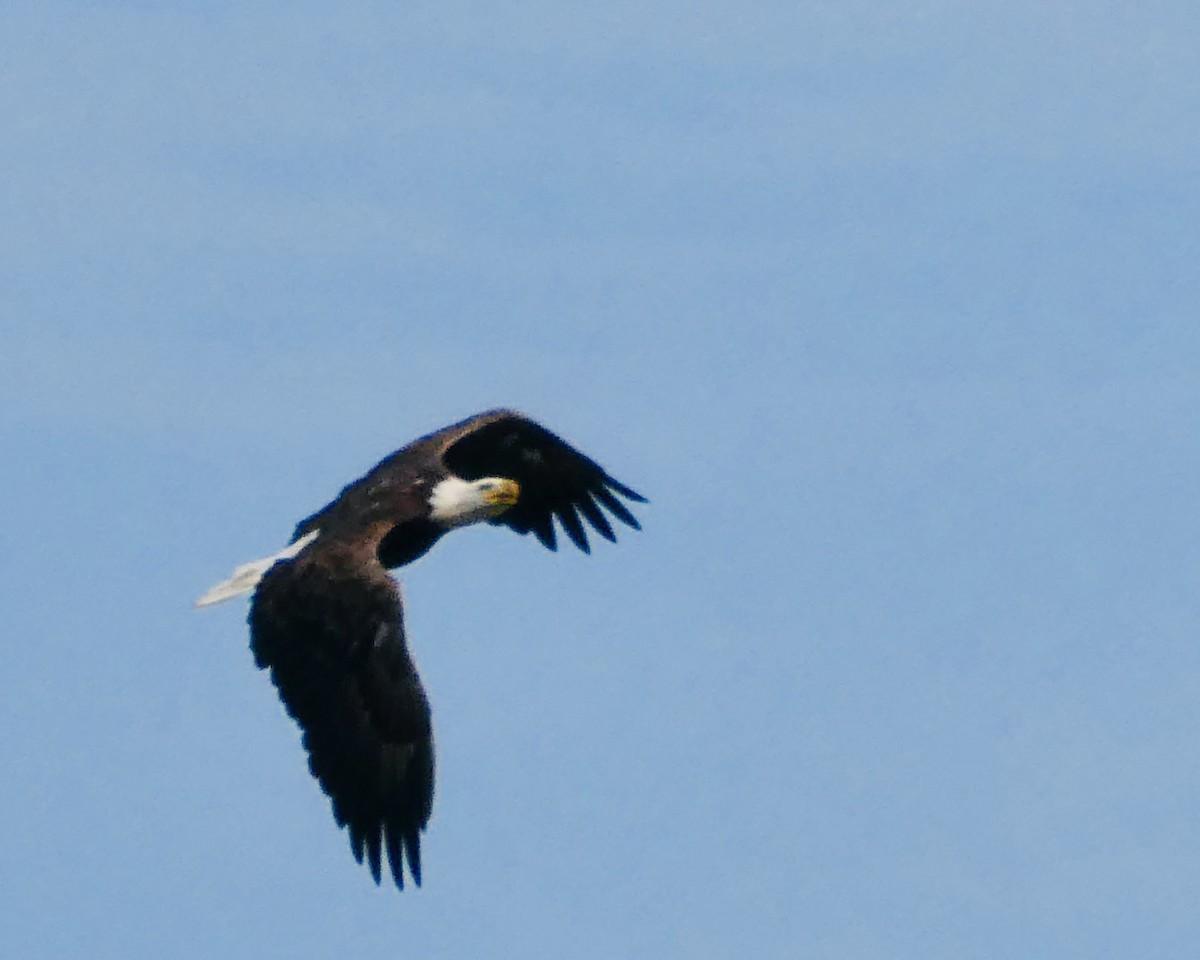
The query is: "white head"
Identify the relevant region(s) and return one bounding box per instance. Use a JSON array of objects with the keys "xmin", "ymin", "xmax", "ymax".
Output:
[{"xmin": 428, "ymin": 476, "xmax": 521, "ymax": 528}]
